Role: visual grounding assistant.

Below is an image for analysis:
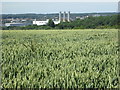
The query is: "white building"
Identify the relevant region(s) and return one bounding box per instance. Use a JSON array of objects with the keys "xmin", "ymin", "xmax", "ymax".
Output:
[
  {"xmin": 53, "ymin": 21, "xmax": 61, "ymax": 24},
  {"xmin": 33, "ymin": 19, "xmax": 61, "ymax": 26},
  {"xmin": 33, "ymin": 11, "xmax": 70, "ymax": 26},
  {"xmin": 33, "ymin": 19, "xmax": 49, "ymax": 26}
]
